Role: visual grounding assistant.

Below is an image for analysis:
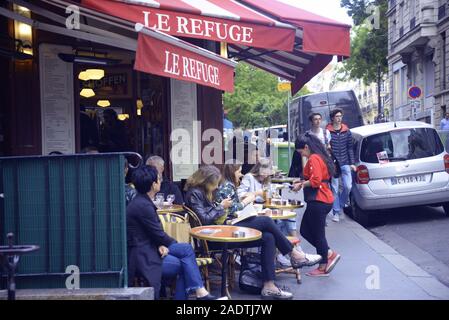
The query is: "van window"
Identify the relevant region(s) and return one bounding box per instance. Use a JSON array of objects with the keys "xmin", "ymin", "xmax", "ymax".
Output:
[{"xmin": 360, "ymin": 128, "xmax": 444, "ymax": 163}]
